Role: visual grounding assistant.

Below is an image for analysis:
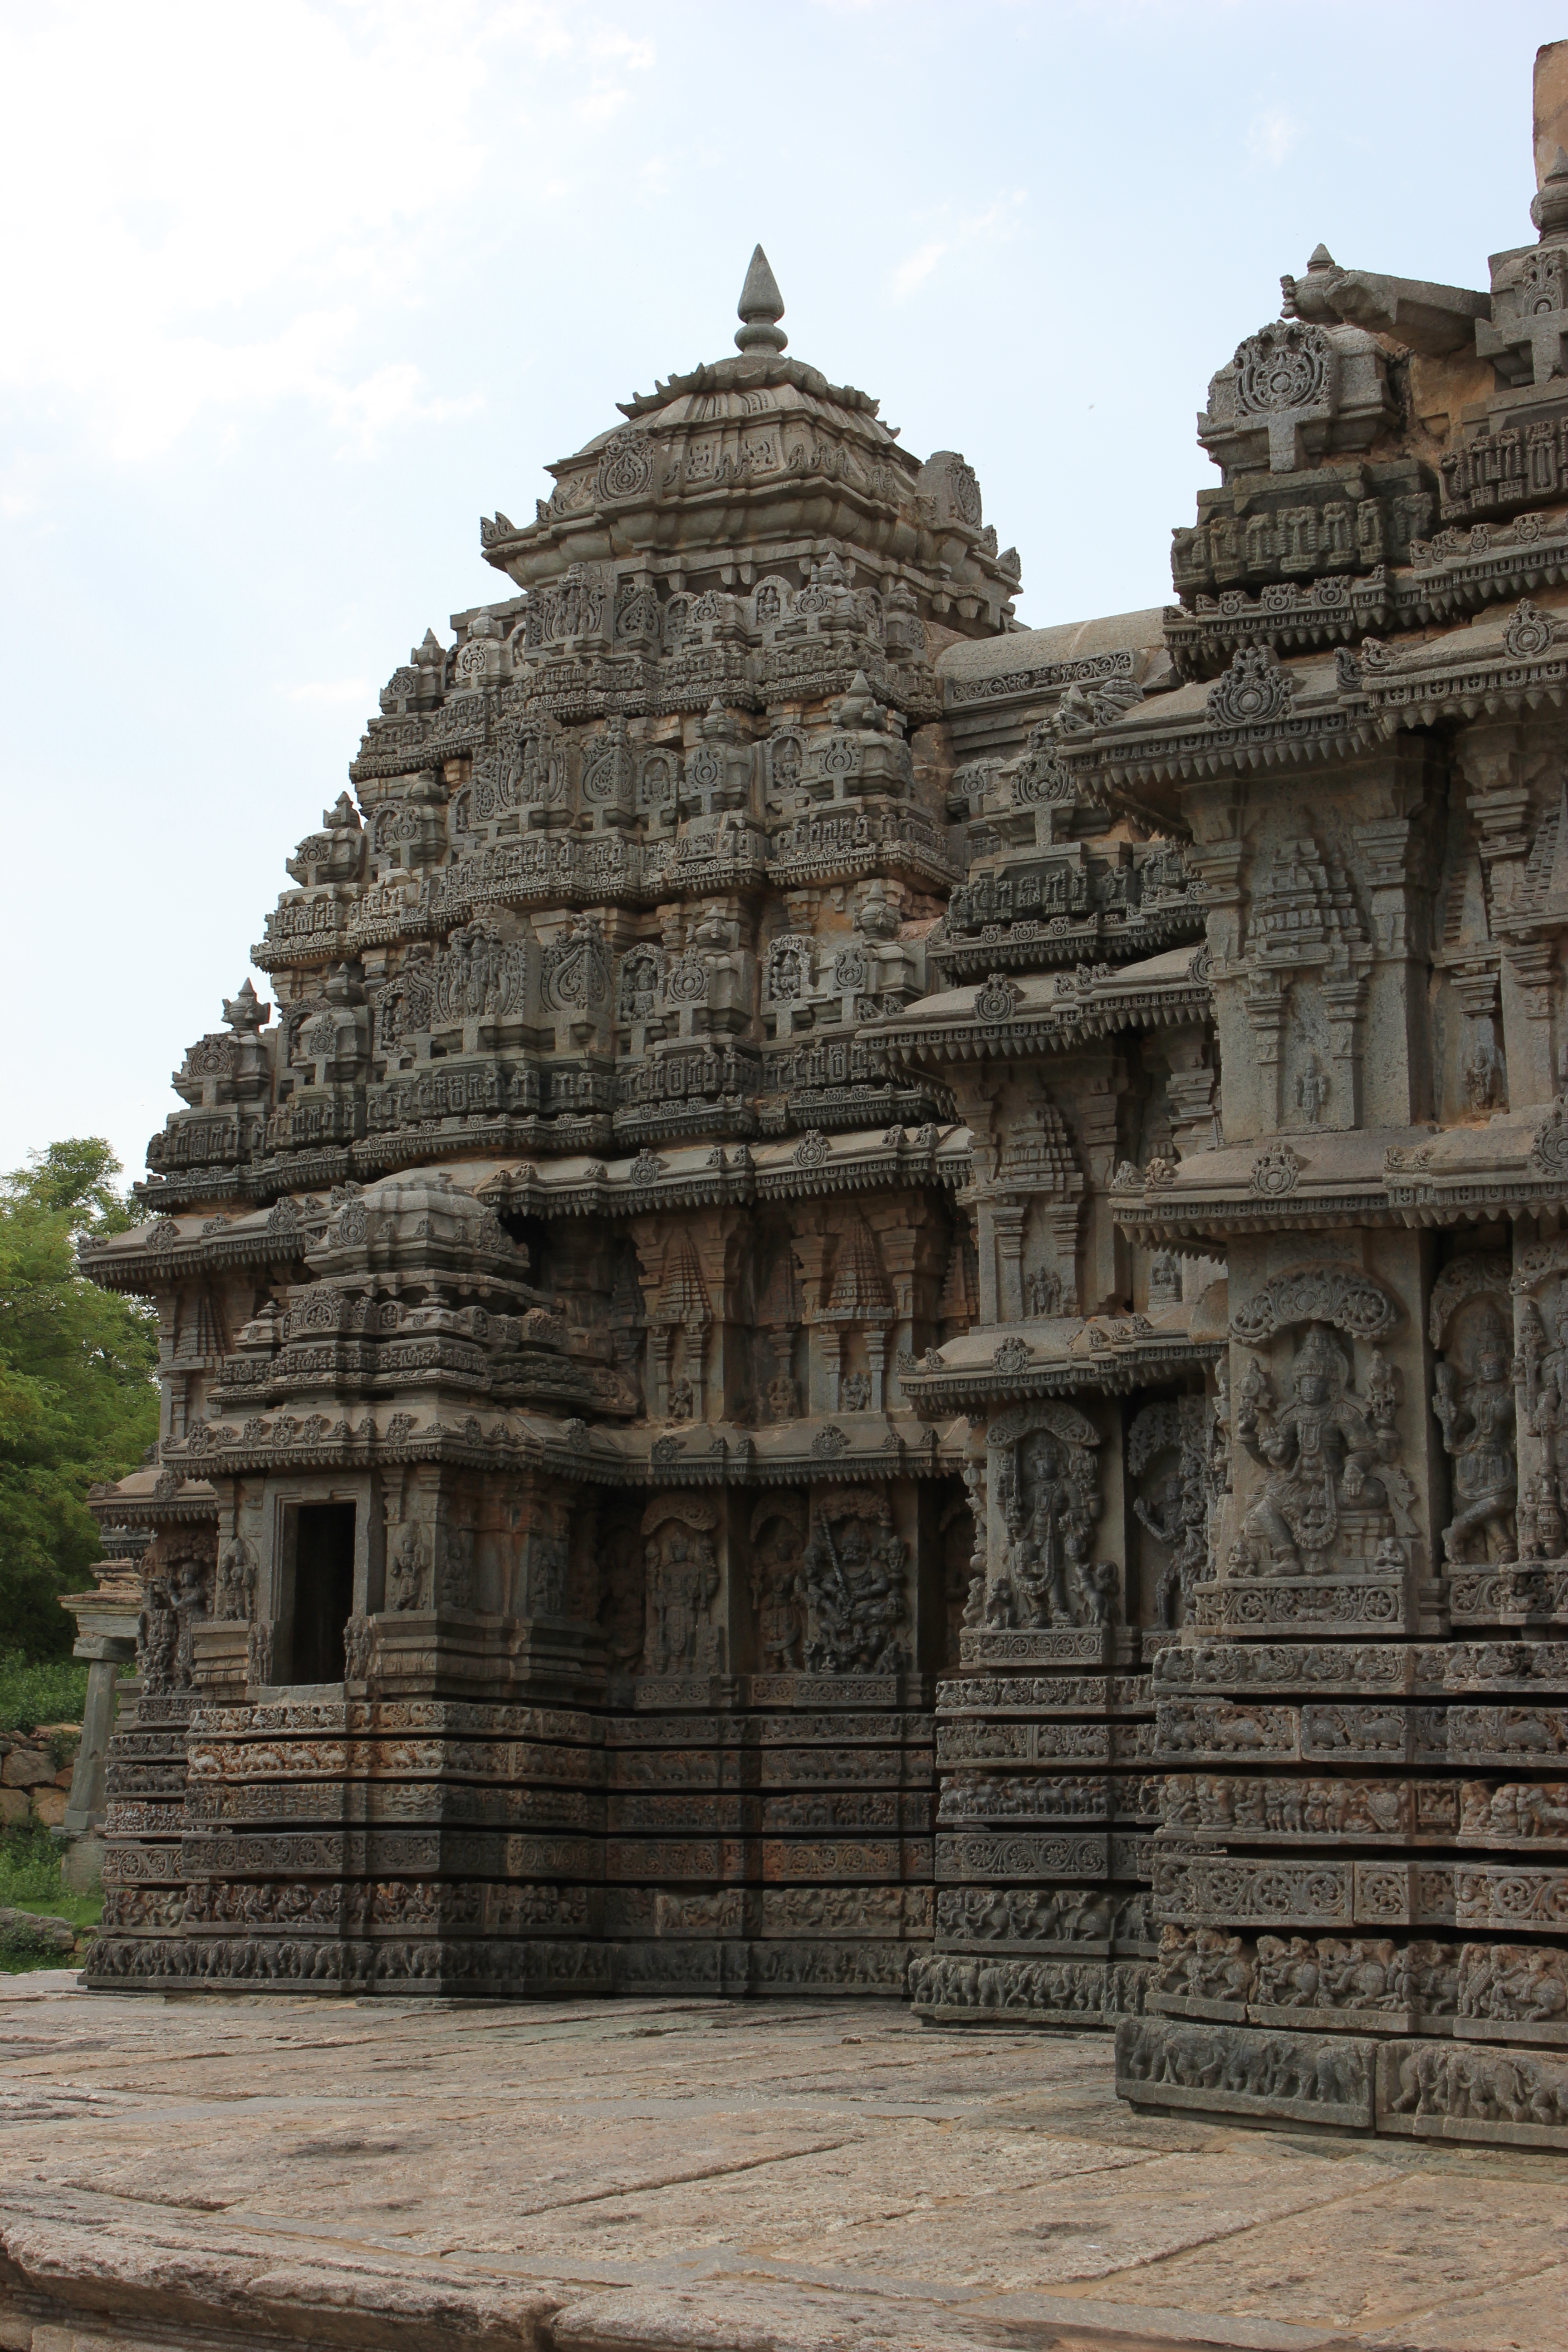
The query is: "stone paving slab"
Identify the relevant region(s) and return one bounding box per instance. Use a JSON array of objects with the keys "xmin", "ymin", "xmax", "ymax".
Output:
[{"xmin": 0, "ymin": 1979, "xmax": 1563, "ymax": 2352}]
